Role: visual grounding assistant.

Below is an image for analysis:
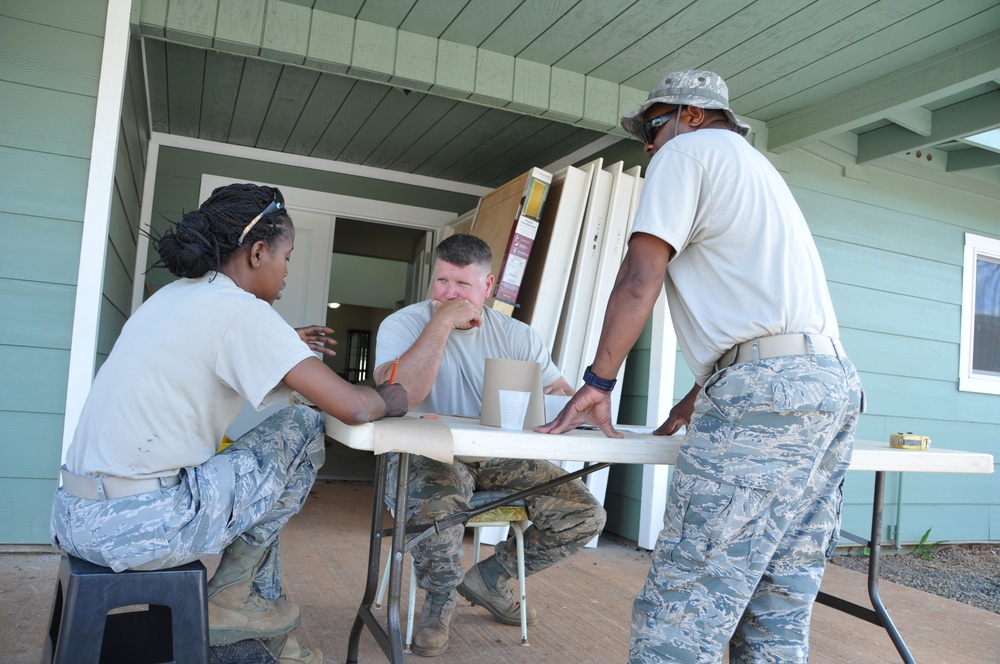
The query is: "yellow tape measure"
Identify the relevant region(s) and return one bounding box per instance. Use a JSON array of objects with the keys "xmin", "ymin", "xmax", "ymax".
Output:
[{"xmin": 889, "ymin": 433, "xmax": 931, "ymax": 450}]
